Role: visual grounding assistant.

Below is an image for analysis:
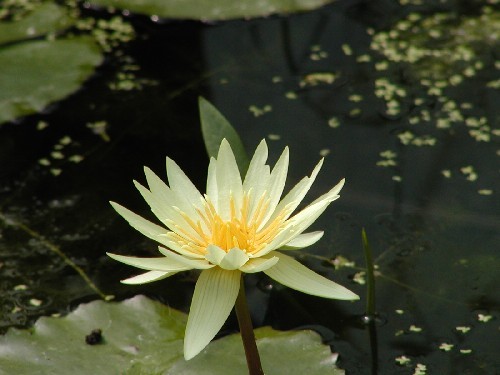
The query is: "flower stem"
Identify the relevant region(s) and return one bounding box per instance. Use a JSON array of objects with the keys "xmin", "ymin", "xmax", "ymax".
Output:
[{"xmin": 235, "ymin": 276, "xmax": 264, "ymax": 375}]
